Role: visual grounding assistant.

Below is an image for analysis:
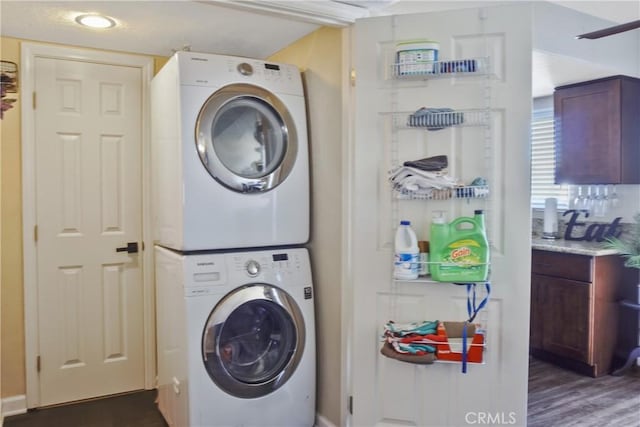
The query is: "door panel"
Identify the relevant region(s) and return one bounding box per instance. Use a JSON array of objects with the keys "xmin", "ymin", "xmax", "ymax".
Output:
[
  {"xmin": 351, "ymin": 4, "xmax": 532, "ymax": 426},
  {"xmin": 540, "ymin": 276, "xmax": 592, "ymax": 363},
  {"xmin": 34, "ymin": 57, "xmax": 144, "ymax": 406}
]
